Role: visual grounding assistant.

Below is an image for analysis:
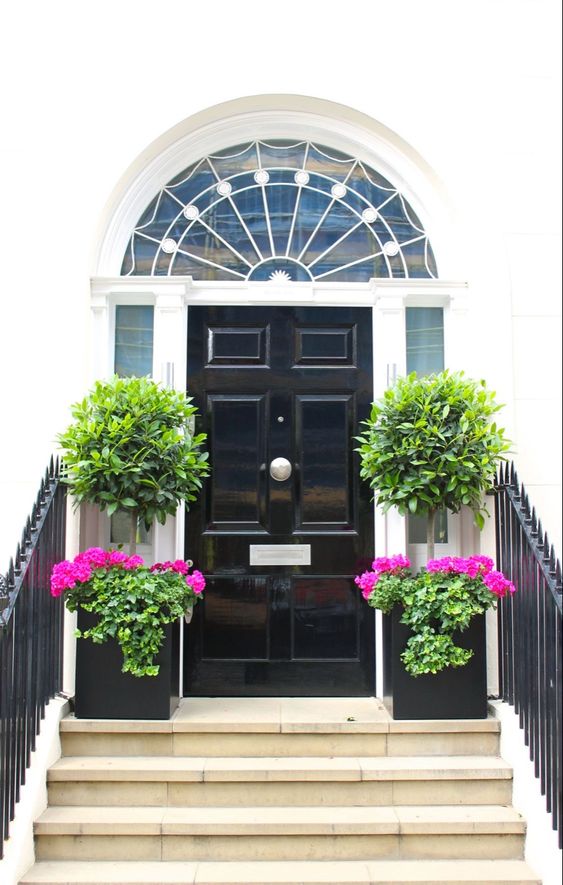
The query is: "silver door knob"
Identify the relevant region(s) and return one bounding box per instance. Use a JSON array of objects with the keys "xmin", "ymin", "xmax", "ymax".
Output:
[{"xmin": 270, "ymin": 457, "xmax": 292, "ymax": 481}]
